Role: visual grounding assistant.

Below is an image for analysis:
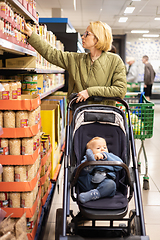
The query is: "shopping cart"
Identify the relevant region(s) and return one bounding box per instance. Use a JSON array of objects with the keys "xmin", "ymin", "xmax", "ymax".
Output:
[{"xmin": 117, "ymin": 93, "xmax": 154, "ymax": 190}]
